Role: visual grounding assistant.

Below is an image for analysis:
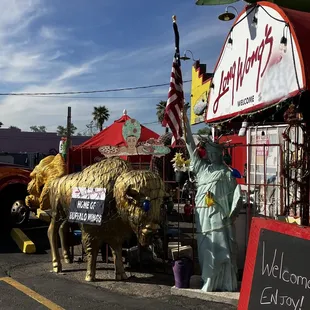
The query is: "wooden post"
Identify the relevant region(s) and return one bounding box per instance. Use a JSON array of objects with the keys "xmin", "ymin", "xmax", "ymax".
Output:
[{"xmin": 66, "ymin": 107, "xmax": 72, "ymax": 152}]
